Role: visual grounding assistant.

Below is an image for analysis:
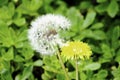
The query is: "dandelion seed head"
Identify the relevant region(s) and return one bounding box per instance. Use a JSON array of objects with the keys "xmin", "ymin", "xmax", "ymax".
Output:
[
  {"xmin": 31, "ymin": 14, "xmax": 71, "ymax": 31},
  {"xmin": 28, "ymin": 14, "xmax": 71, "ymax": 55}
]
